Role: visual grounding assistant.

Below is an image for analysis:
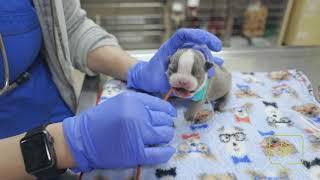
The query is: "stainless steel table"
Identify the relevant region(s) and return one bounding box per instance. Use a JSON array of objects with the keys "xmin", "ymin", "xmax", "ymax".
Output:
[{"xmin": 77, "ymin": 47, "xmax": 320, "ymax": 114}]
